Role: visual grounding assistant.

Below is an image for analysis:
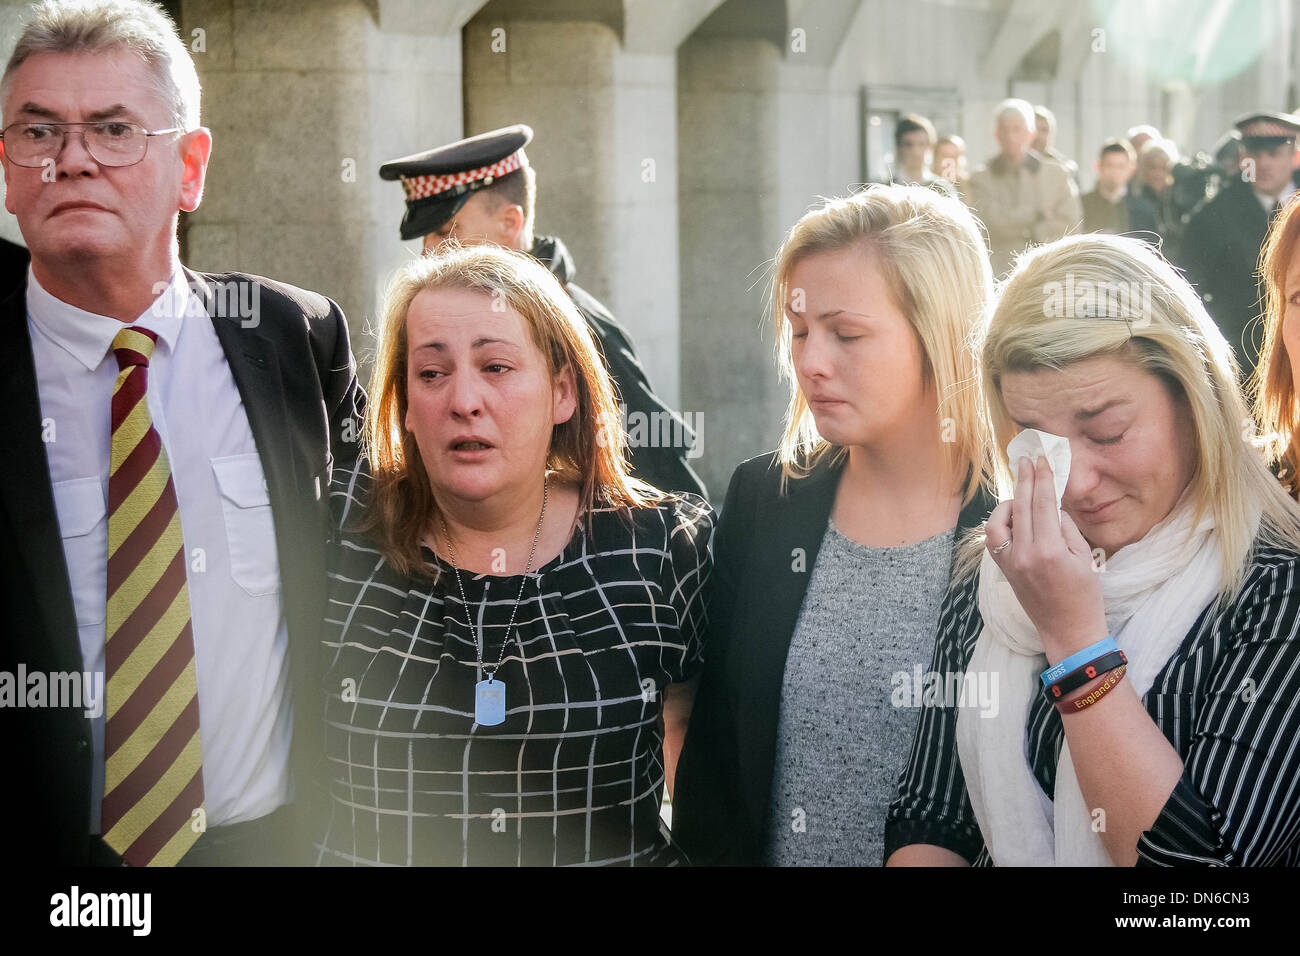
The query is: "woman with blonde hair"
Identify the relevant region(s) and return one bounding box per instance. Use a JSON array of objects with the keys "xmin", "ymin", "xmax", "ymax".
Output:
[
  {"xmin": 673, "ymin": 184, "xmax": 997, "ymax": 866},
  {"xmin": 313, "ymin": 243, "xmax": 712, "ymax": 866},
  {"xmin": 1253, "ymin": 196, "xmax": 1300, "ymax": 499},
  {"xmin": 887, "ymin": 233, "xmax": 1300, "ymax": 866}
]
